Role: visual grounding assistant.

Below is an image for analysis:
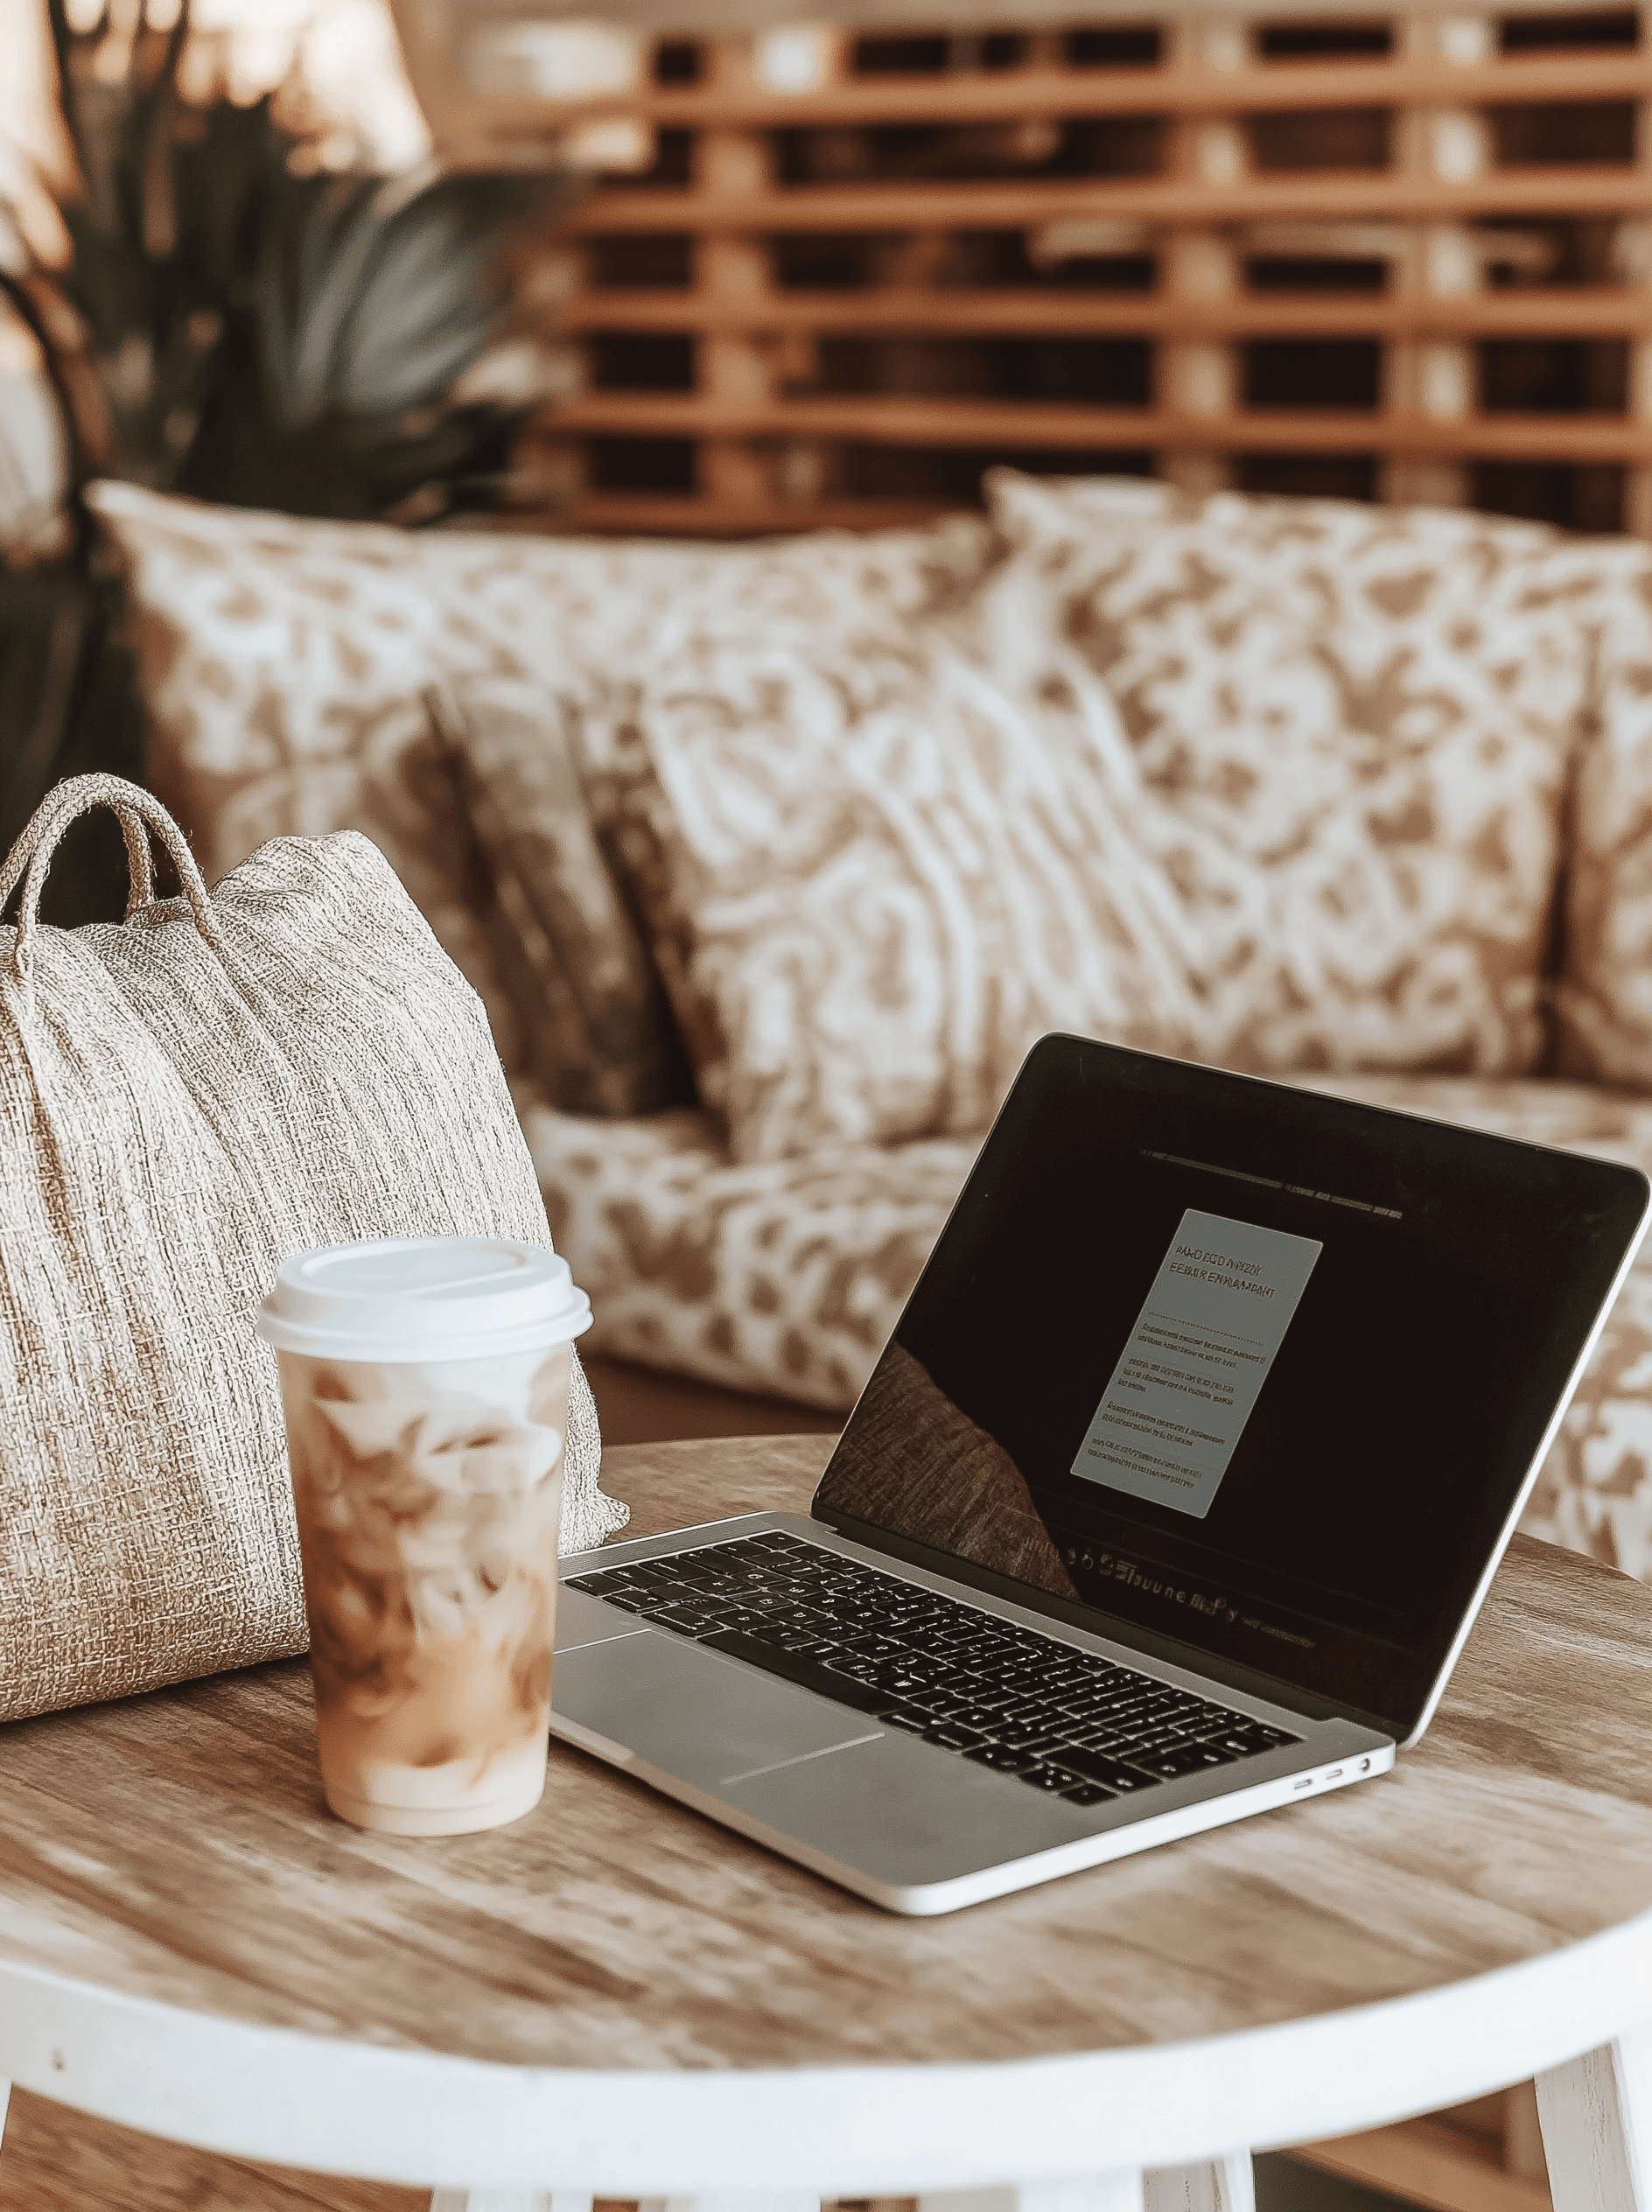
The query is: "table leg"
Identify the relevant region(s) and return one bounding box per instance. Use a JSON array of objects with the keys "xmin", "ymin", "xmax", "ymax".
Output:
[
  {"xmin": 1145, "ymin": 2155, "xmax": 1255, "ymax": 2212},
  {"xmin": 428, "ymin": 2196, "xmax": 819, "ymax": 2212},
  {"xmin": 917, "ymin": 2172, "xmax": 1145, "ymax": 2212},
  {"xmin": 1537, "ymin": 2023, "xmax": 1652, "ymax": 2212},
  {"xmin": 430, "ymin": 2192, "xmax": 594, "ymax": 2212}
]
